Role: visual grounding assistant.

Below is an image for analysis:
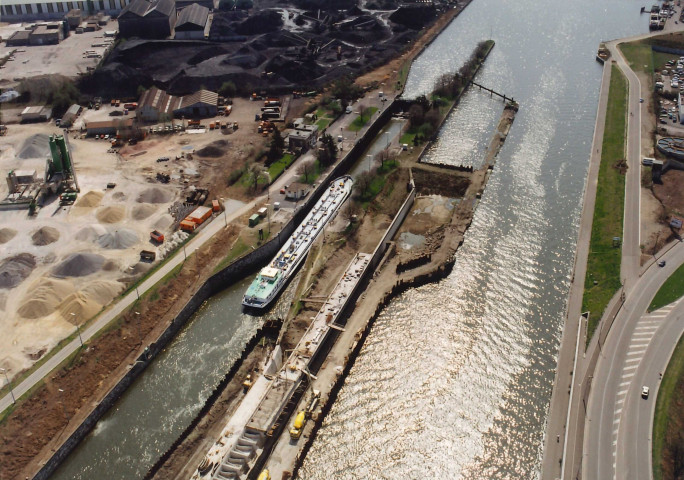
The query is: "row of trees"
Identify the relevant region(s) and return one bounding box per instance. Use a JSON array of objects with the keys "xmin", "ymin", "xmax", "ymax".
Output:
[{"xmin": 432, "ymin": 40, "xmax": 492, "ymax": 99}]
